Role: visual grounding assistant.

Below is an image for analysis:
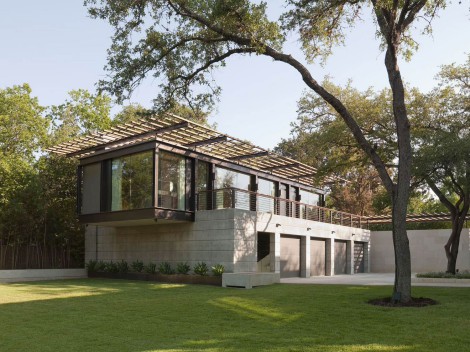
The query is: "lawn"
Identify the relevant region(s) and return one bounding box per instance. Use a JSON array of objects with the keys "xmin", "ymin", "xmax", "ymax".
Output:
[{"xmin": 1, "ymin": 280, "xmax": 469, "ymax": 352}]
